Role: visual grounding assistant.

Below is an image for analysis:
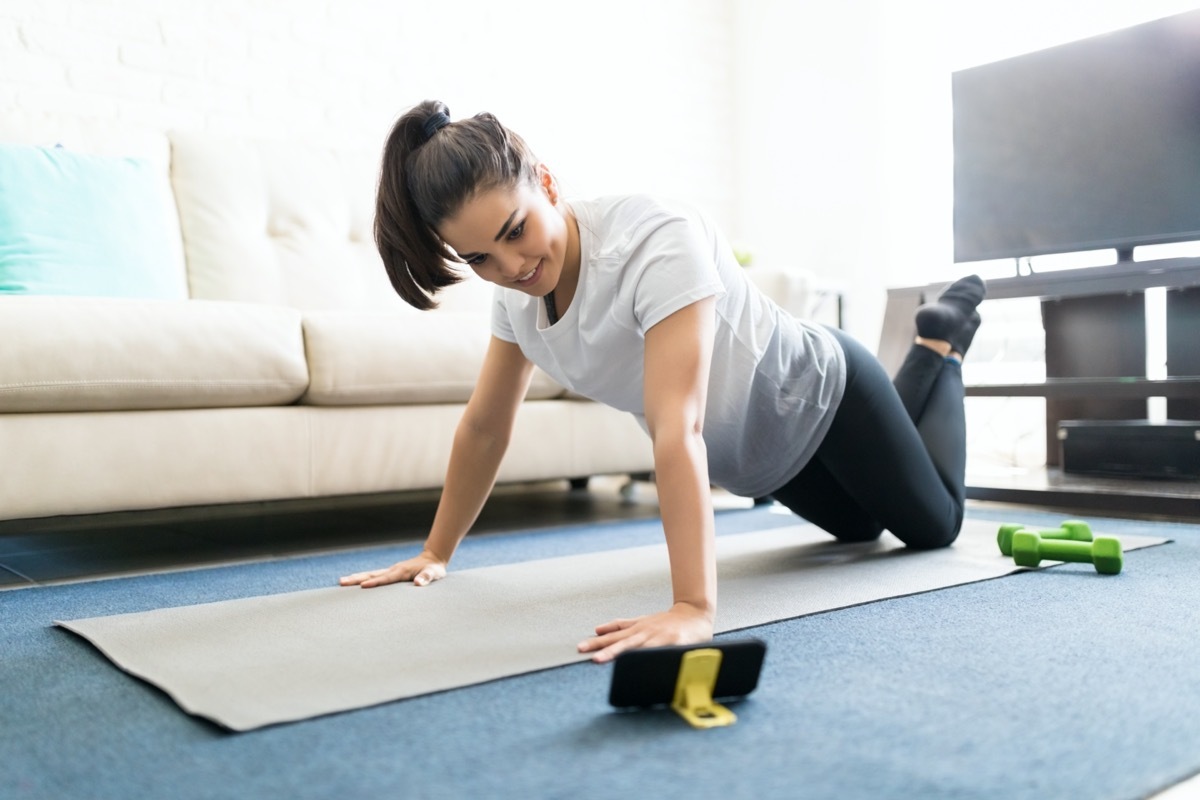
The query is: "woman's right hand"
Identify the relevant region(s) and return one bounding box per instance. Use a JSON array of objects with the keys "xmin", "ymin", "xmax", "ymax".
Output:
[{"xmin": 338, "ymin": 549, "xmax": 447, "ymax": 589}]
